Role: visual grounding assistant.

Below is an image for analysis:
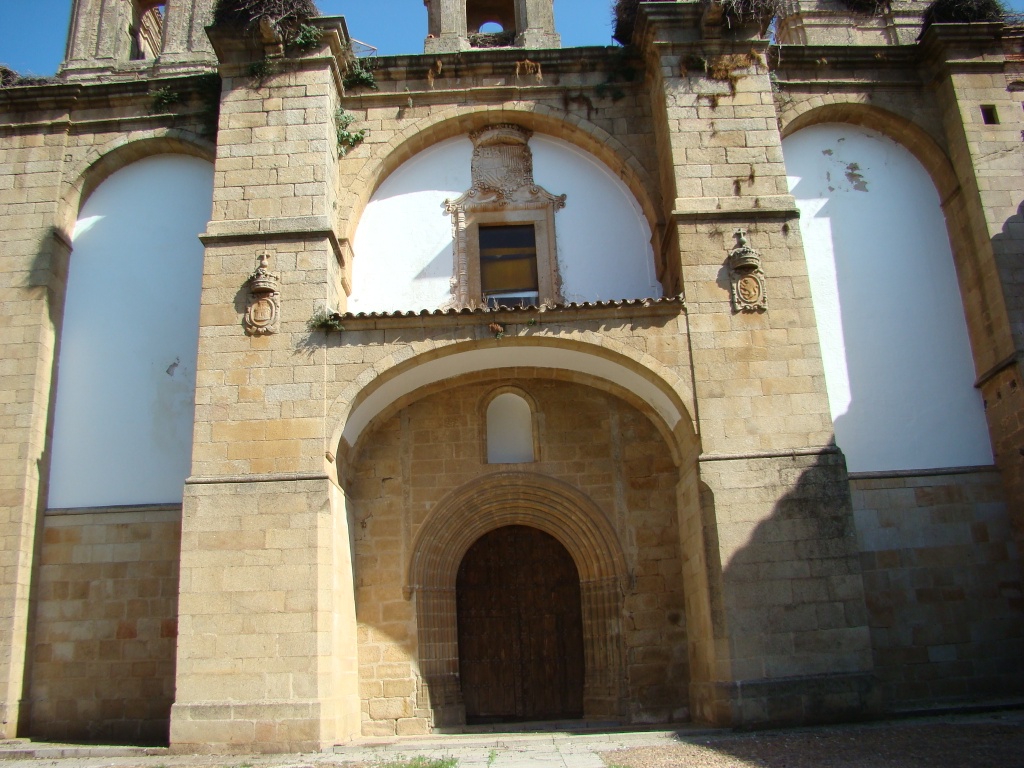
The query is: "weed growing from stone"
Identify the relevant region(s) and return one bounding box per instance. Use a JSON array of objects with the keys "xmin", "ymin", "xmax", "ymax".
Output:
[
  {"xmin": 374, "ymin": 757, "xmax": 458, "ymax": 768},
  {"xmin": 149, "ymin": 86, "xmax": 182, "ymax": 112},
  {"xmin": 335, "ymin": 109, "xmax": 366, "ymax": 155},
  {"xmin": 291, "ymin": 22, "xmax": 323, "ymax": 51},
  {"xmin": 307, "ymin": 305, "xmax": 344, "ymax": 333},
  {"xmin": 343, "ymin": 57, "xmax": 378, "ymax": 91}
]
